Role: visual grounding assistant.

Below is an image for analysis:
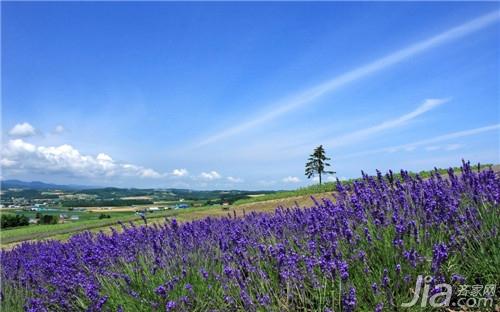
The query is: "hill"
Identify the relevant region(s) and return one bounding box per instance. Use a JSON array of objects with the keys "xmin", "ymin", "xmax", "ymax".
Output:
[{"xmin": 1, "ymin": 180, "xmax": 96, "ymax": 191}]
